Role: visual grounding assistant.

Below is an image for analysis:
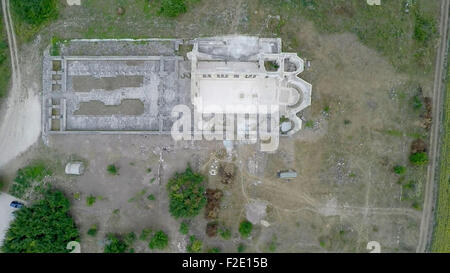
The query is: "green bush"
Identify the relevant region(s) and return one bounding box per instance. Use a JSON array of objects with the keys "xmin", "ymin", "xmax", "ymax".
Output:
[
  {"xmin": 11, "ymin": 0, "xmax": 58, "ymax": 26},
  {"xmin": 87, "ymin": 225, "xmax": 98, "ymax": 236},
  {"xmin": 208, "ymin": 247, "xmax": 220, "ymax": 253},
  {"xmin": 0, "ymin": 180, "xmax": 4, "ymax": 191},
  {"xmin": 107, "ymin": 164, "xmax": 118, "ymax": 175},
  {"xmin": 166, "ymin": 166, "xmax": 206, "ymax": 218},
  {"xmin": 86, "ymin": 195, "xmax": 96, "ymax": 206},
  {"xmin": 393, "ymin": 165, "xmax": 406, "ymax": 175},
  {"xmin": 139, "ymin": 228, "xmax": 153, "ymax": 241},
  {"xmin": 219, "ymin": 227, "xmax": 231, "ymax": 240},
  {"xmin": 410, "ymin": 152, "xmax": 429, "ymax": 165},
  {"xmin": 104, "ymin": 234, "xmax": 129, "ymax": 253},
  {"xmin": 187, "ymin": 235, "xmax": 203, "ymax": 253},
  {"xmin": 237, "ymin": 243, "xmax": 245, "ymax": 253},
  {"xmin": 124, "ymin": 232, "xmax": 136, "ymax": 246},
  {"xmin": 1, "ymin": 190, "xmax": 79, "ymax": 253},
  {"xmin": 10, "ymin": 162, "xmax": 51, "ymax": 199},
  {"xmin": 159, "ymin": 0, "xmax": 187, "ymax": 18},
  {"xmin": 238, "ymin": 220, "xmax": 253, "ymax": 238},
  {"xmin": 179, "ymin": 221, "xmax": 189, "ymax": 235},
  {"xmin": 149, "ymin": 230, "xmax": 169, "ymax": 250}
]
